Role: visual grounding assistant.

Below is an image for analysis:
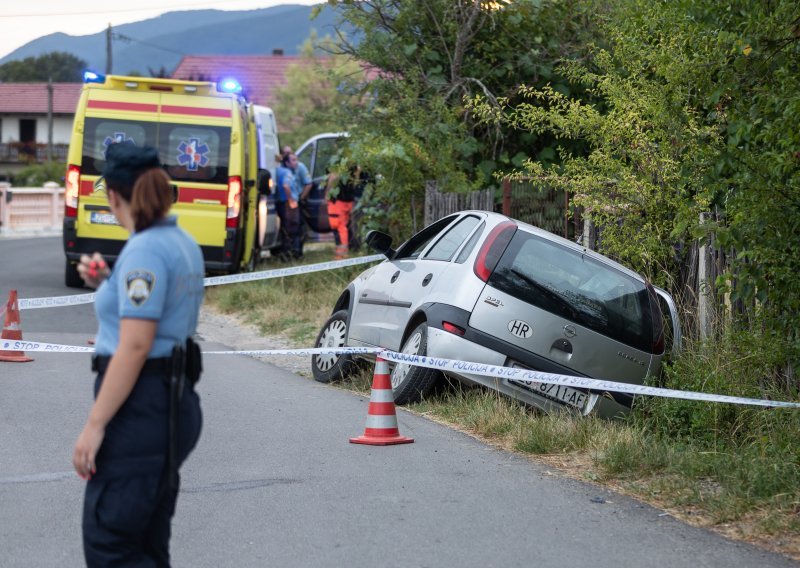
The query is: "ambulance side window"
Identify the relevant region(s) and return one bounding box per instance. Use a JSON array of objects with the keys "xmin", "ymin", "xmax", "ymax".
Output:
[
  {"xmin": 82, "ymin": 119, "xmax": 156, "ymax": 176},
  {"xmin": 161, "ymin": 125, "xmax": 231, "ymax": 184}
]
